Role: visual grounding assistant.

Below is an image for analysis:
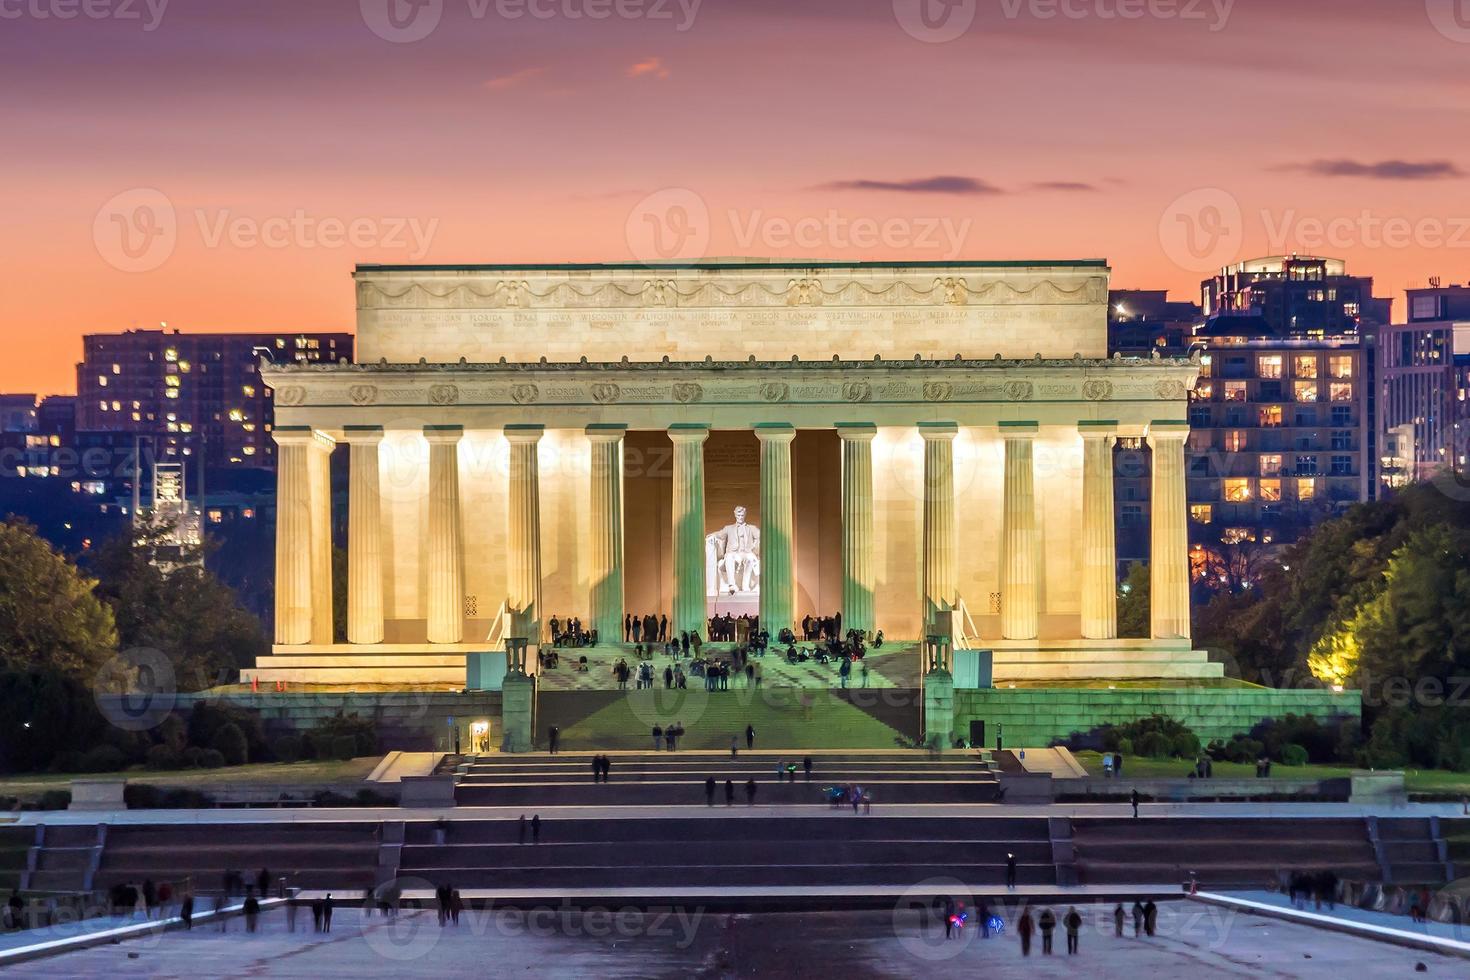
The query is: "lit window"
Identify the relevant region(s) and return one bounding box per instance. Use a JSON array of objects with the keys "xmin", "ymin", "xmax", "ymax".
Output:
[
  {"xmin": 1225, "ymin": 431, "xmax": 1246, "ymax": 452},
  {"xmin": 165, "ymin": 376, "xmax": 180, "ymax": 387},
  {"xmin": 1328, "ymin": 356, "xmax": 1353, "ymax": 379},
  {"xmin": 111, "ymin": 363, "xmax": 121, "ymax": 375},
  {"xmin": 243, "ymin": 446, "xmax": 256, "ymax": 456},
  {"xmin": 1294, "ymin": 381, "xmax": 1318, "ymax": 402},
  {"xmin": 1260, "ymin": 454, "xmax": 1283, "ymax": 476},
  {"xmin": 1224, "ymin": 382, "xmax": 1248, "ymax": 402},
  {"xmin": 1330, "ymin": 383, "xmax": 1354, "ymax": 402},
  {"xmin": 165, "ymin": 389, "xmax": 179, "ymax": 399},
  {"xmin": 1298, "ymin": 478, "xmax": 1316, "ymax": 501},
  {"xmin": 97, "ymin": 376, "xmax": 108, "ymax": 387},
  {"xmin": 228, "ymin": 409, "xmax": 244, "ymax": 422},
  {"xmin": 1294, "ymin": 356, "xmax": 1318, "ymax": 379},
  {"xmin": 1224, "ymin": 478, "xmax": 1252, "ymax": 502},
  {"xmin": 243, "ymin": 385, "xmax": 256, "ymax": 397},
  {"xmin": 1194, "ymin": 383, "xmax": 1213, "ymax": 400},
  {"xmin": 111, "ymin": 400, "xmax": 120, "ymax": 411},
  {"xmin": 1259, "ymin": 406, "xmax": 1283, "ymax": 428},
  {"xmin": 1258, "ymin": 355, "xmax": 1283, "ymax": 379},
  {"xmin": 1222, "ymin": 528, "xmax": 1257, "ymax": 545},
  {"xmin": 165, "ymin": 348, "xmax": 178, "ymax": 362},
  {"xmin": 208, "ymin": 510, "xmax": 223, "ymax": 523},
  {"xmin": 99, "ymin": 401, "xmax": 108, "ymax": 411},
  {"xmin": 1260, "ymin": 479, "xmax": 1282, "ymax": 502},
  {"xmin": 1190, "ymin": 504, "xmax": 1214, "ymax": 524}
]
